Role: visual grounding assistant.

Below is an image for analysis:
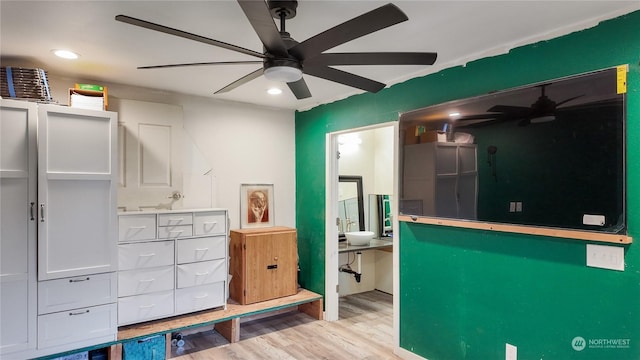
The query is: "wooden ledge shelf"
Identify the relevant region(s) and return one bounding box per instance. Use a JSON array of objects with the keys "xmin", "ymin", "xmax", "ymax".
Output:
[
  {"xmin": 399, "ymin": 215, "xmax": 632, "ymax": 244},
  {"xmin": 110, "ymin": 288, "xmax": 323, "ymax": 359}
]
